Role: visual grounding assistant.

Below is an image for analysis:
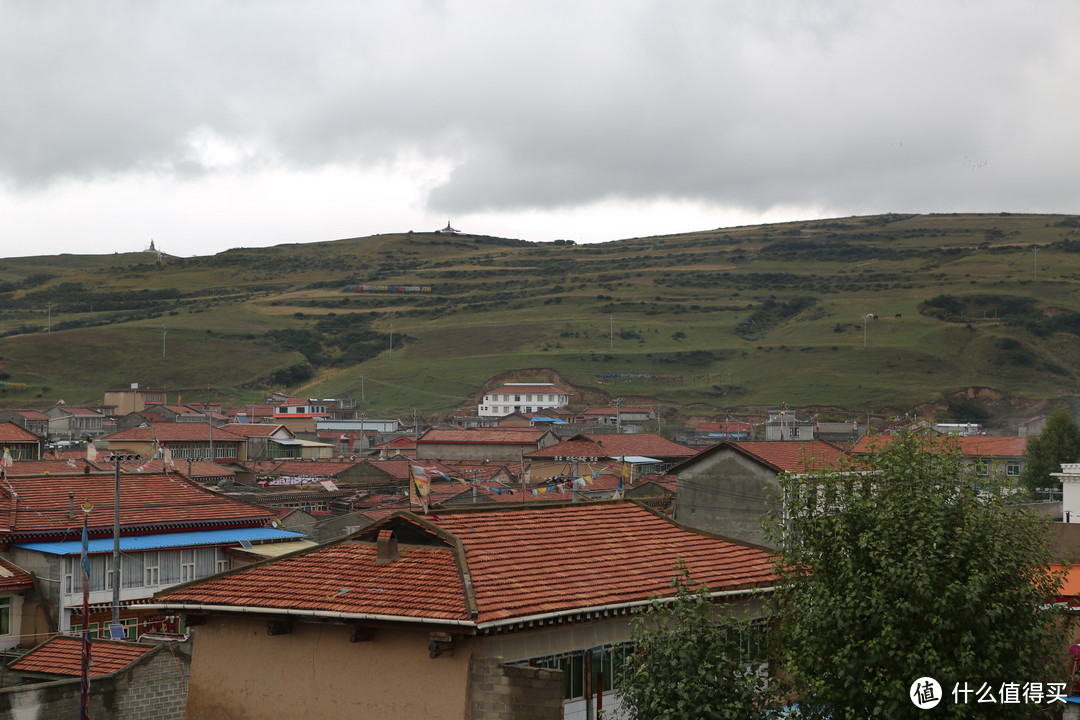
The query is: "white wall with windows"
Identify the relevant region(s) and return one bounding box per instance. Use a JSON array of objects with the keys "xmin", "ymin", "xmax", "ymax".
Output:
[{"xmin": 62, "ymin": 546, "xmax": 229, "ymax": 622}]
